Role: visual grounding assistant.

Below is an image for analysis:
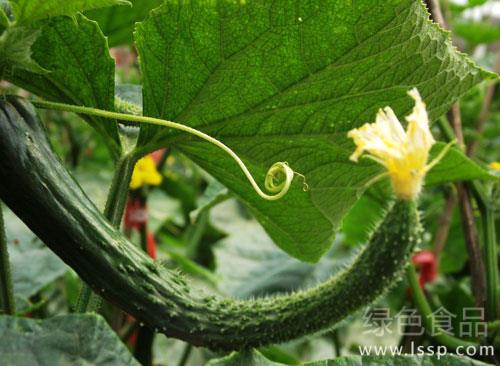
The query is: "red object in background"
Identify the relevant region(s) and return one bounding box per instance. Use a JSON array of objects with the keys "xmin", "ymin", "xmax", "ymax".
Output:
[
  {"xmin": 412, "ymin": 250, "xmax": 438, "ymax": 287},
  {"xmin": 146, "ymin": 231, "xmax": 157, "ymax": 260},
  {"xmin": 110, "ymin": 47, "xmax": 137, "ymax": 68},
  {"xmin": 151, "ymin": 148, "xmax": 167, "ymax": 165},
  {"xmin": 124, "ymin": 198, "xmax": 147, "ymax": 231}
]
